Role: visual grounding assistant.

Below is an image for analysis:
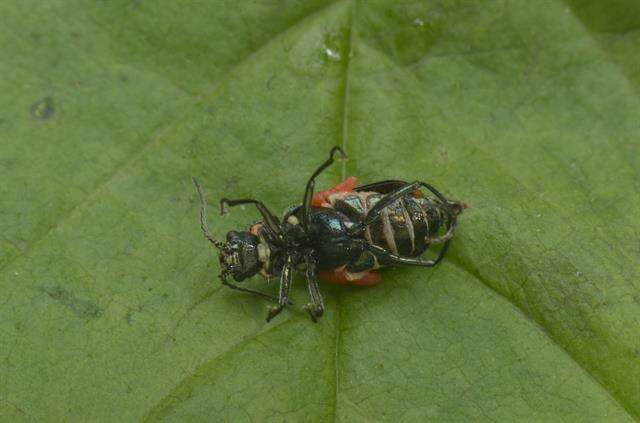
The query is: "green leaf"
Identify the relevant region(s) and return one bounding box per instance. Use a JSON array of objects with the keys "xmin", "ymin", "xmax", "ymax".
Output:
[{"xmin": 1, "ymin": 0, "xmax": 639, "ymax": 421}]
